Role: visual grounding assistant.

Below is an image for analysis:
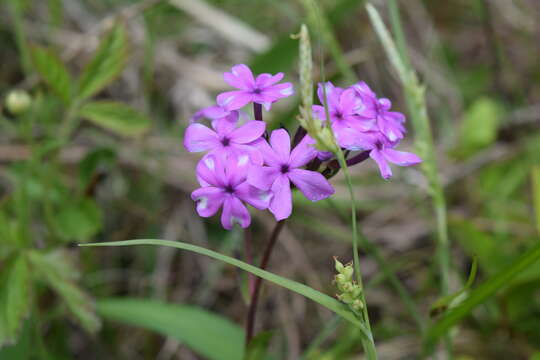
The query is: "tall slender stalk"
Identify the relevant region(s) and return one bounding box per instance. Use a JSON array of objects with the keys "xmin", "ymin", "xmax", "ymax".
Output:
[
  {"xmin": 335, "ymin": 151, "xmax": 378, "ymax": 359},
  {"xmin": 368, "ymin": 2, "xmax": 452, "ymax": 356}
]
